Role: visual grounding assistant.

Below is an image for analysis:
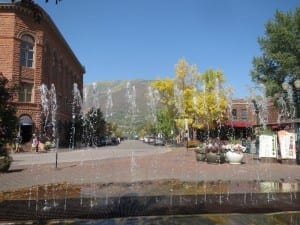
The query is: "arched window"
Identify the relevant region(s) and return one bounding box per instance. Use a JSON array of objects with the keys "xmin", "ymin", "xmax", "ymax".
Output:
[{"xmin": 20, "ymin": 34, "xmax": 34, "ymax": 67}]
